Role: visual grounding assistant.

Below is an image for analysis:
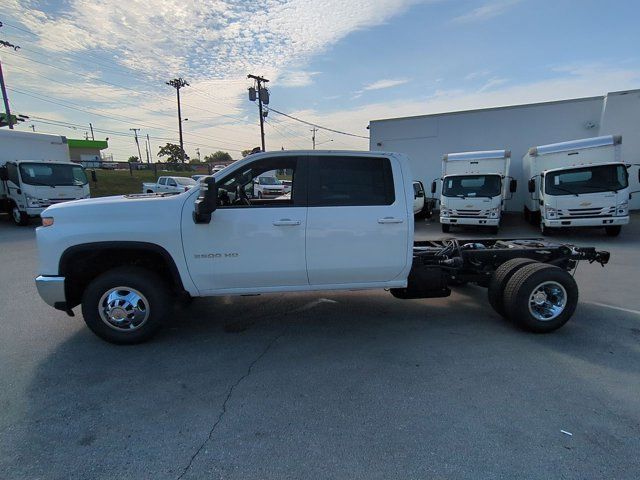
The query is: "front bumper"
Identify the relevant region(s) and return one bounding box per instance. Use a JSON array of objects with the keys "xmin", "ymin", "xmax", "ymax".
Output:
[
  {"xmin": 26, "ymin": 207, "xmax": 46, "ymax": 216},
  {"xmin": 440, "ymin": 216, "xmax": 500, "ymax": 226},
  {"xmin": 35, "ymin": 275, "xmax": 67, "ymax": 310},
  {"xmin": 543, "ymin": 216, "xmax": 629, "ymax": 227}
]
